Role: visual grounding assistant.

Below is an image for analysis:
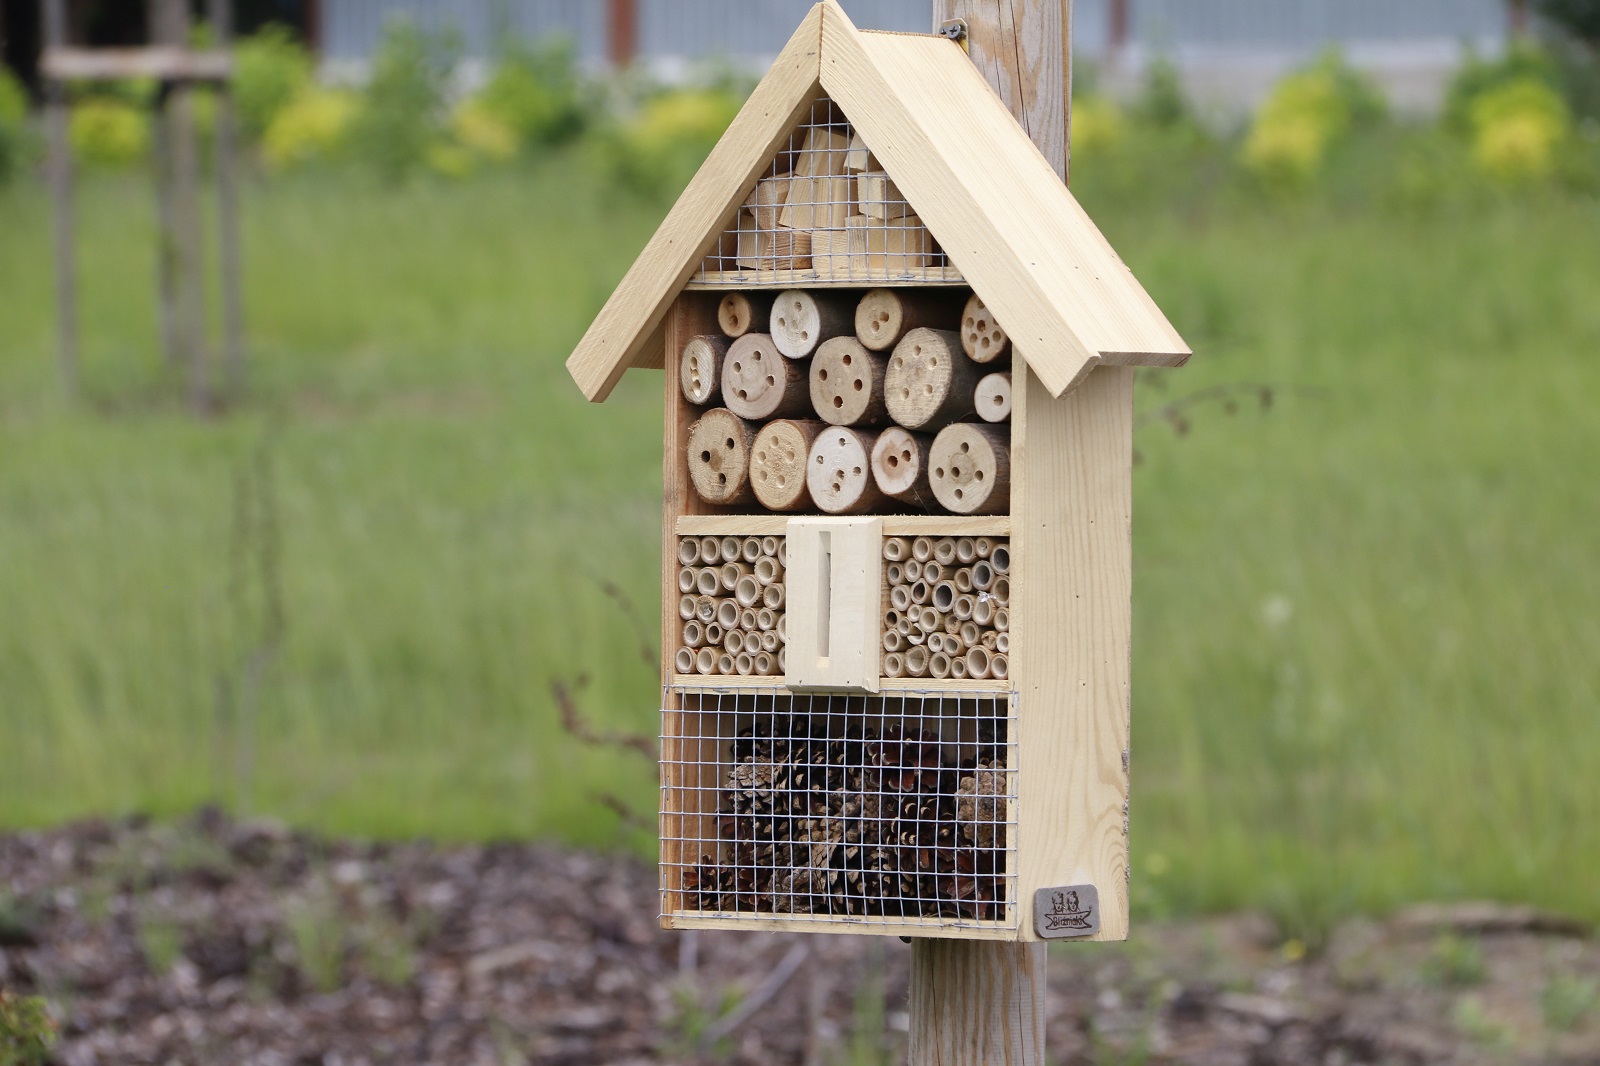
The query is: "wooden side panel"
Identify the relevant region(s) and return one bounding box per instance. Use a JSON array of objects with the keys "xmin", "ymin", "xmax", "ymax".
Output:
[
  {"xmin": 783, "ymin": 516, "xmax": 883, "ymax": 692},
  {"xmin": 567, "ymin": 6, "xmax": 825, "ymax": 402},
  {"xmin": 1011, "ymin": 362, "xmax": 1134, "ymax": 941}
]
